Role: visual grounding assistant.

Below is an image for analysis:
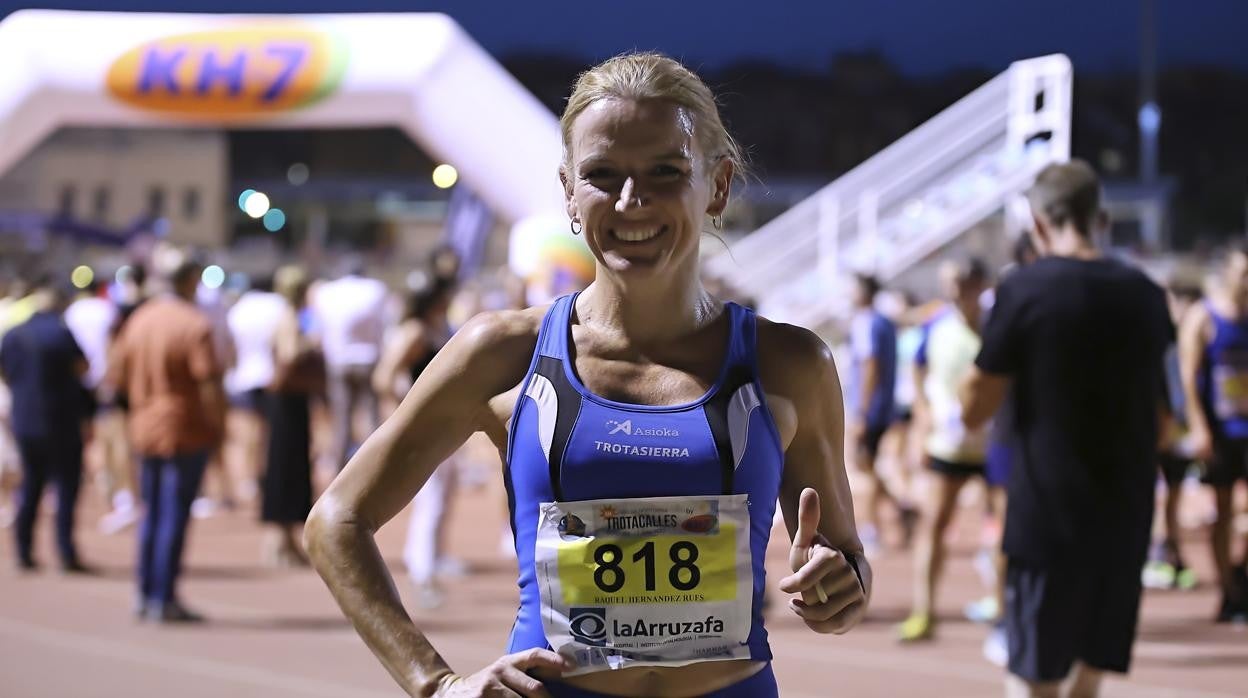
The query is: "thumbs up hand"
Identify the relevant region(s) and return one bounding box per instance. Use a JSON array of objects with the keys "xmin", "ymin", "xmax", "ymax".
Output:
[{"xmin": 778, "ymin": 488, "xmax": 867, "ymax": 634}]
